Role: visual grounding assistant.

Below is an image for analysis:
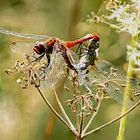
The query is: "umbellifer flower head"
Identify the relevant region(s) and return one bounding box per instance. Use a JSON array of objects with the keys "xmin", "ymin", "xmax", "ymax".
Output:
[{"xmin": 88, "ymin": 0, "xmax": 140, "ymax": 36}]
